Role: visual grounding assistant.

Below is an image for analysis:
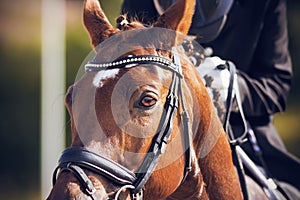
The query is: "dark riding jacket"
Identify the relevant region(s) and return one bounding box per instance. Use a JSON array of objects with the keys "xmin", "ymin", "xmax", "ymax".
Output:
[{"xmin": 121, "ymin": 0, "xmax": 300, "ymax": 191}]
